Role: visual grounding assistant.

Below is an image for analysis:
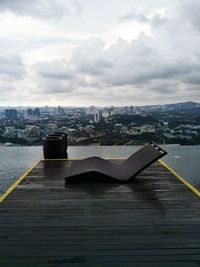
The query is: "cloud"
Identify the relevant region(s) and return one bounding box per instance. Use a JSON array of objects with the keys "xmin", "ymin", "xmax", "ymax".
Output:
[
  {"xmin": 31, "ymin": 59, "xmax": 88, "ymax": 94},
  {"xmin": 0, "ymin": 54, "xmax": 25, "ymax": 81},
  {"xmin": 0, "ymin": 0, "xmax": 200, "ymax": 106},
  {"xmin": 71, "ymin": 38, "xmax": 113, "ymax": 76},
  {"xmin": 119, "ymin": 9, "xmax": 149, "ymax": 23},
  {"xmin": 35, "ymin": 60, "xmax": 74, "ymax": 80},
  {"xmin": 0, "ymin": 0, "xmax": 82, "ymax": 19},
  {"xmin": 178, "ymin": 0, "xmax": 200, "ymax": 32},
  {"xmin": 29, "ymin": 19, "xmax": 200, "ymax": 105}
]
